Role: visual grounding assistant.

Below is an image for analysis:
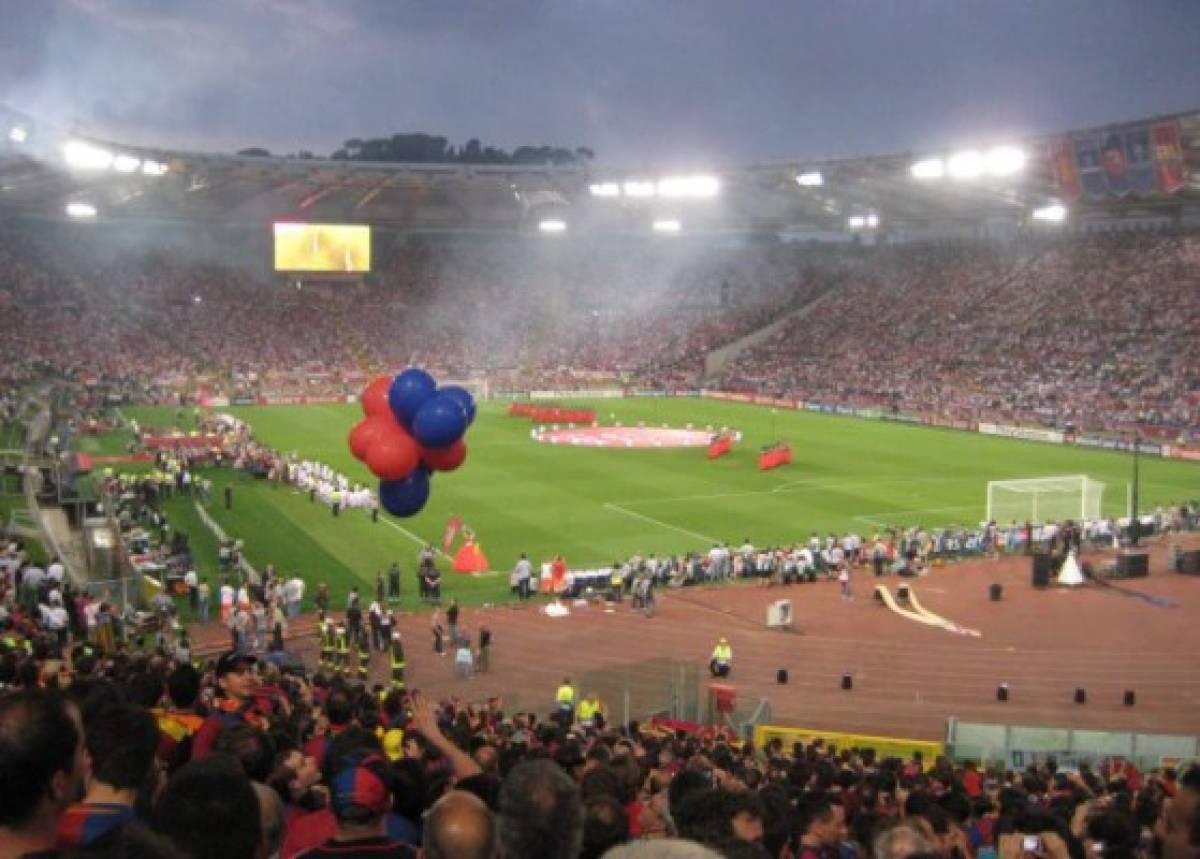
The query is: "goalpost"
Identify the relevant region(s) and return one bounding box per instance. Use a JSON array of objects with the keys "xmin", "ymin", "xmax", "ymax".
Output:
[{"xmin": 986, "ymin": 475, "xmax": 1105, "ymax": 524}]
